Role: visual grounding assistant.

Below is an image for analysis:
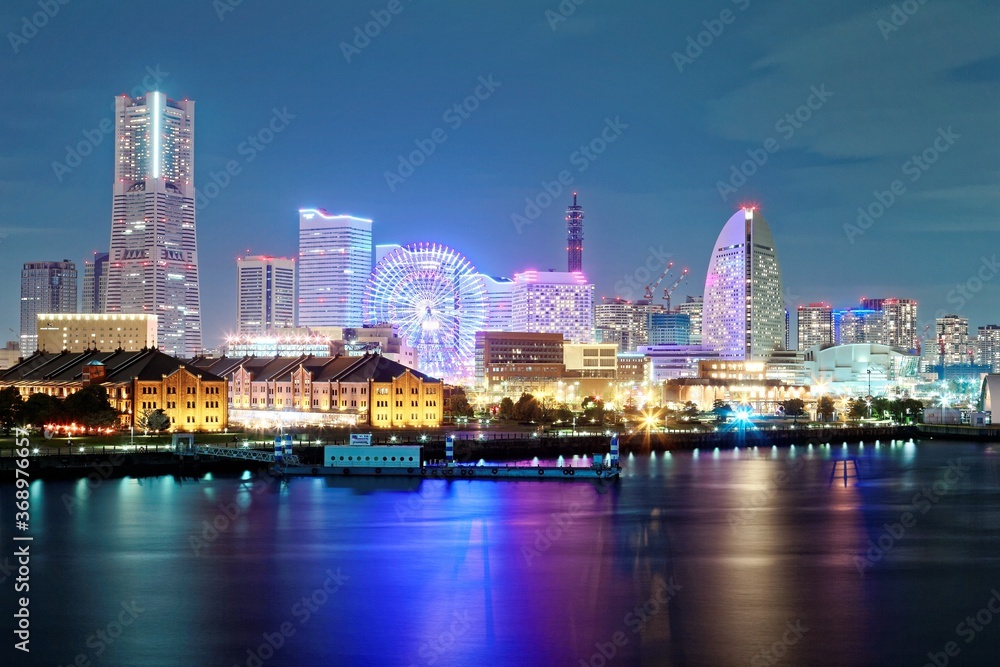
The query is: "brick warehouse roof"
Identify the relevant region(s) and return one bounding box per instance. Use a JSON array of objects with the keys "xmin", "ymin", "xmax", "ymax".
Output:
[
  {"xmin": 187, "ymin": 353, "xmax": 438, "ymax": 384},
  {"xmin": 0, "ymin": 349, "xmax": 225, "ymax": 384}
]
